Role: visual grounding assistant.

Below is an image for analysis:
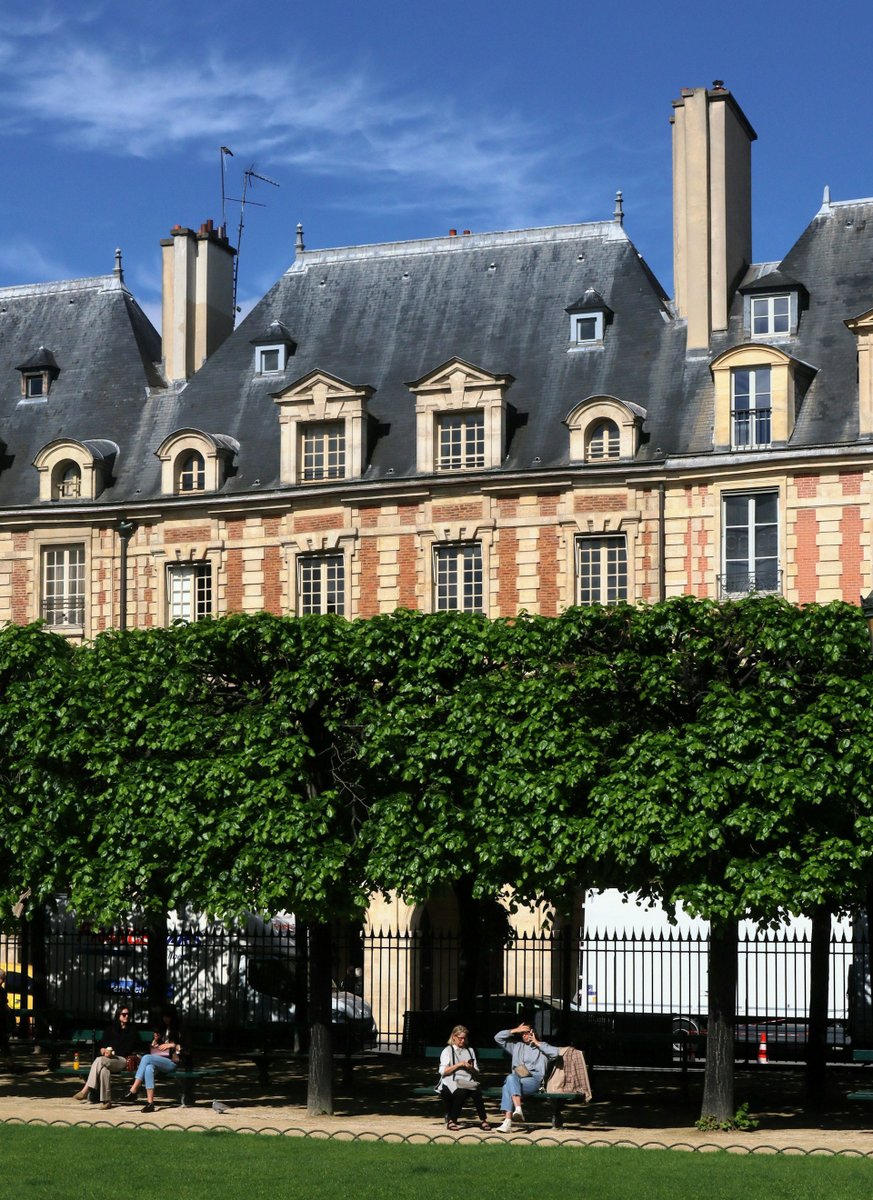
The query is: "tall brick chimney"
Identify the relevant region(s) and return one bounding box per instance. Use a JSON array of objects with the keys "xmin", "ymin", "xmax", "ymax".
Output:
[
  {"xmin": 671, "ymin": 84, "xmax": 757, "ymax": 351},
  {"xmin": 160, "ymin": 220, "xmax": 235, "ymax": 382}
]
